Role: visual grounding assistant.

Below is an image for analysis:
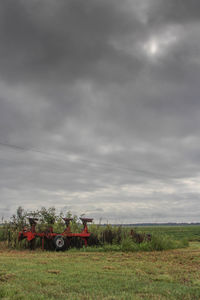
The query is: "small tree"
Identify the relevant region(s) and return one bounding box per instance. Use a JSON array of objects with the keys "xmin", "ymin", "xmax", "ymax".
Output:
[
  {"xmin": 11, "ymin": 206, "xmax": 27, "ymax": 230},
  {"xmin": 39, "ymin": 207, "xmax": 57, "ymax": 225}
]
